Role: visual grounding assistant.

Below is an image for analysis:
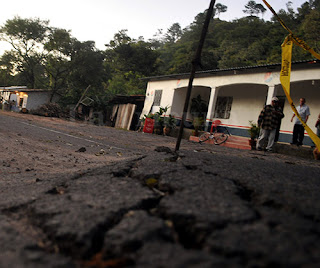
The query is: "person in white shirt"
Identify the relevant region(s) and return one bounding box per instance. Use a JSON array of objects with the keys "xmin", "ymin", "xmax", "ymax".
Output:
[{"xmin": 290, "ymin": 98, "xmax": 310, "ymax": 146}]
